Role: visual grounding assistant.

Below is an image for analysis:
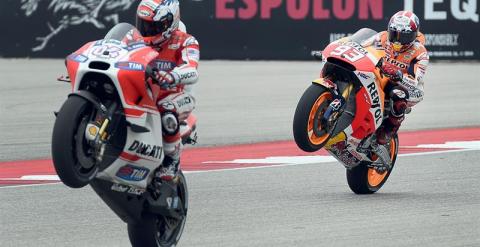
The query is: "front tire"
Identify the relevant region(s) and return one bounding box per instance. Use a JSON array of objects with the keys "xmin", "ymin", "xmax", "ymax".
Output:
[
  {"xmin": 51, "ymin": 96, "xmax": 98, "ymax": 188},
  {"xmin": 128, "ymin": 171, "xmax": 189, "ymax": 247},
  {"xmin": 346, "ymin": 135, "xmax": 399, "ymax": 194},
  {"xmin": 293, "ymin": 84, "xmax": 333, "ymax": 152}
]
